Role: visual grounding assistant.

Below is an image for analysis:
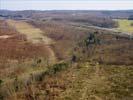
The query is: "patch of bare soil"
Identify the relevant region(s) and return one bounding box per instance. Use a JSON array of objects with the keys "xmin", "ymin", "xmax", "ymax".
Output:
[{"xmin": 0, "ymin": 35, "xmax": 12, "ymax": 39}]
